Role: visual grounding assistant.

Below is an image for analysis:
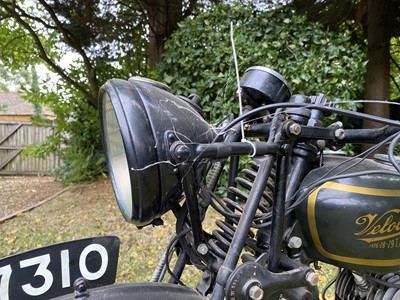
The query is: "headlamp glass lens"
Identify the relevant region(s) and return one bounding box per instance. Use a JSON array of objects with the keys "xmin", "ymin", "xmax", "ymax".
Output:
[{"xmin": 102, "ymin": 93, "xmax": 132, "ymax": 219}]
